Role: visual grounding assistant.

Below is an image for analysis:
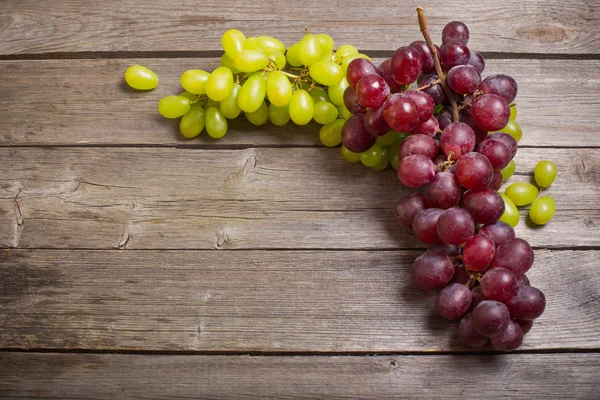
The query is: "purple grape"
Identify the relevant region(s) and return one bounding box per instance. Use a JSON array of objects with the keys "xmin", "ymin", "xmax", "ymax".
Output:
[
  {"xmin": 356, "ymin": 74, "xmax": 390, "ymax": 108},
  {"xmin": 437, "ymin": 283, "xmax": 472, "ymax": 320},
  {"xmin": 481, "ymin": 267, "xmax": 517, "ymax": 301},
  {"xmin": 411, "ymin": 250, "xmax": 455, "ymax": 290},
  {"xmin": 457, "ymin": 313, "xmax": 489, "ymax": 348},
  {"xmin": 487, "ymin": 132, "xmax": 517, "ymax": 158},
  {"xmin": 437, "ymin": 207, "xmax": 475, "ymax": 245},
  {"xmin": 421, "ymin": 75, "xmax": 446, "ymax": 104},
  {"xmin": 341, "ymin": 114, "xmax": 376, "ymax": 153},
  {"xmin": 492, "ymin": 238, "xmax": 534, "ymax": 278},
  {"xmin": 478, "ymin": 138, "xmax": 512, "ymax": 170},
  {"xmin": 462, "ymin": 234, "xmax": 495, "ymax": 271},
  {"xmin": 479, "ymin": 74, "xmax": 518, "ymax": 103},
  {"xmin": 447, "ymin": 65, "xmax": 481, "ymax": 94},
  {"xmin": 391, "ymin": 46, "xmax": 422, "ymax": 85},
  {"xmin": 383, "ymin": 93, "xmax": 420, "ymax": 132},
  {"xmin": 410, "ymin": 40, "xmax": 436, "ymax": 73},
  {"xmin": 411, "ymin": 116, "xmax": 439, "ymax": 137},
  {"xmin": 472, "ymin": 300, "xmax": 511, "ymax": 338},
  {"xmin": 517, "ymin": 274, "xmax": 530, "ymax": 287},
  {"xmin": 516, "ymin": 319, "xmax": 533, "ymax": 334},
  {"xmin": 398, "ymin": 155, "xmax": 436, "ymax": 188},
  {"xmin": 412, "ymin": 208, "xmax": 444, "ymax": 244},
  {"xmin": 478, "ymin": 222, "xmax": 515, "ymax": 247},
  {"xmin": 403, "ymin": 90, "xmax": 435, "ymax": 123},
  {"xmin": 463, "ymin": 115, "xmax": 488, "ymax": 144},
  {"xmin": 506, "ymin": 286, "xmax": 546, "ymax": 320},
  {"xmin": 442, "ymin": 21, "xmax": 470, "ymax": 45},
  {"xmin": 437, "ymin": 109, "xmax": 453, "ymax": 131},
  {"xmin": 346, "ymin": 58, "xmax": 378, "ymax": 88},
  {"xmin": 364, "ymin": 104, "xmax": 390, "ymax": 136},
  {"xmin": 460, "ymin": 188, "xmax": 504, "ymax": 224},
  {"xmin": 427, "ymin": 172, "xmax": 462, "ymax": 209},
  {"xmin": 491, "ymin": 320, "xmax": 523, "ymax": 351},
  {"xmin": 343, "ymin": 86, "xmax": 366, "ymax": 114},
  {"xmin": 456, "ymin": 152, "xmax": 493, "ymax": 190},
  {"xmin": 428, "ymin": 242, "xmax": 462, "ymax": 256},
  {"xmin": 395, "ymin": 193, "xmax": 432, "ymax": 229},
  {"xmin": 439, "ymin": 122, "xmax": 476, "ymax": 159},
  {"xmin": 468, "ymin": 50, "xmax": 485, "ymax": 73},
  {"xmin": 450, "ymin": 266, "xmax": 471, "ymax": 284},
  {"xmin": 398, "ymin": 134, "xmax": 438, "ymax": 160},
  {"xmin": 470, "ymin": 288, "xmax": 487, "ymax": 311},
  {"xmin": 471, "ymin": 94, "xmax": 510, "ymax": 132},
  {"xmin": 377, "ymin": 58, "xmax": 402, "ymax": 93},
  {"xmin": 440, "ymin": 42, "xmax": 470, "ymax": 70},
  {"xmin": 488, "ymin": 170, "xmax": 503, "ymax": 191}
]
